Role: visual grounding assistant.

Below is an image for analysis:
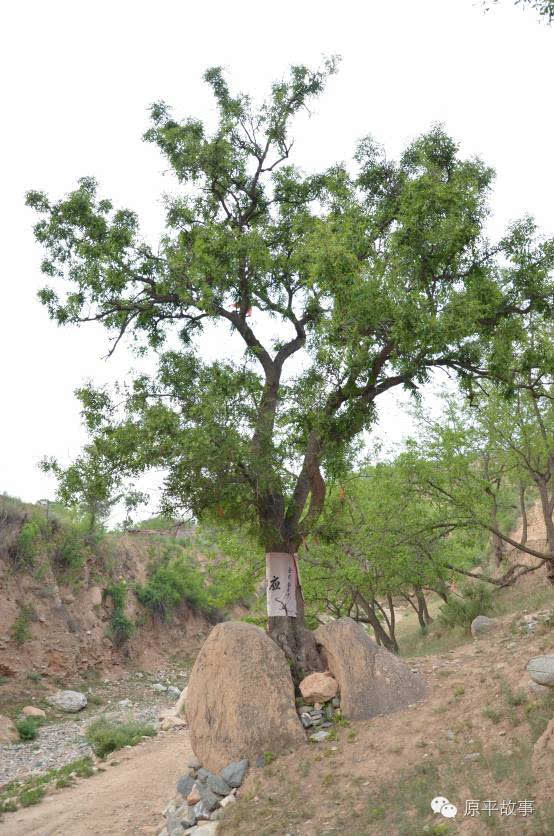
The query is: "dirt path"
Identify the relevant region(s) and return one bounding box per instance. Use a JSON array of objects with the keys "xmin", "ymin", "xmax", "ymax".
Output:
[{"xmin": 1, "ymin": 729, "xmax": 190, "ymax": 836}]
